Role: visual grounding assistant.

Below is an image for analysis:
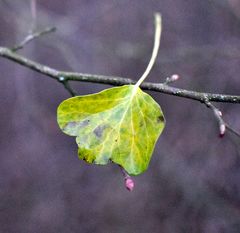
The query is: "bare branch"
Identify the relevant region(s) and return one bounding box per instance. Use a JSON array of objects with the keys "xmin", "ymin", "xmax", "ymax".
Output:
[
  {"xmin": 0, "ymin": 46, "xmax": 240, "ymax": 104},
  {"xmin": 11, "ymin": 27, "xmax": 56, "ymax": 52}
]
